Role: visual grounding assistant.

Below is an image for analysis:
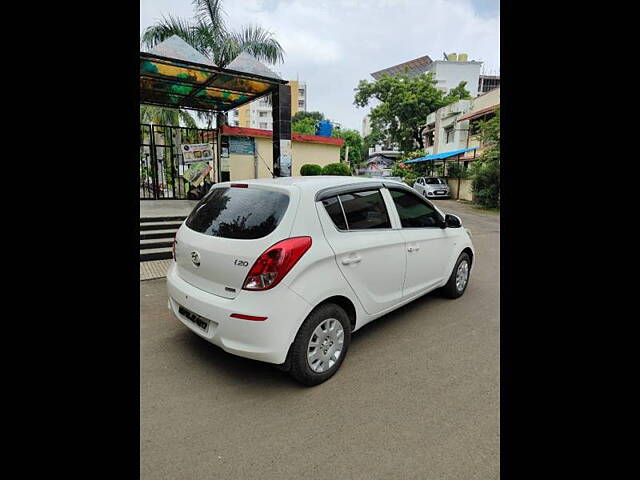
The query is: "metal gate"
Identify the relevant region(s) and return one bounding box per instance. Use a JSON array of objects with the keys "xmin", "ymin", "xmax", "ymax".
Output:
[{"xmin": 140, "ymin": 124, "xmax": 217, "ymax": 200}]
